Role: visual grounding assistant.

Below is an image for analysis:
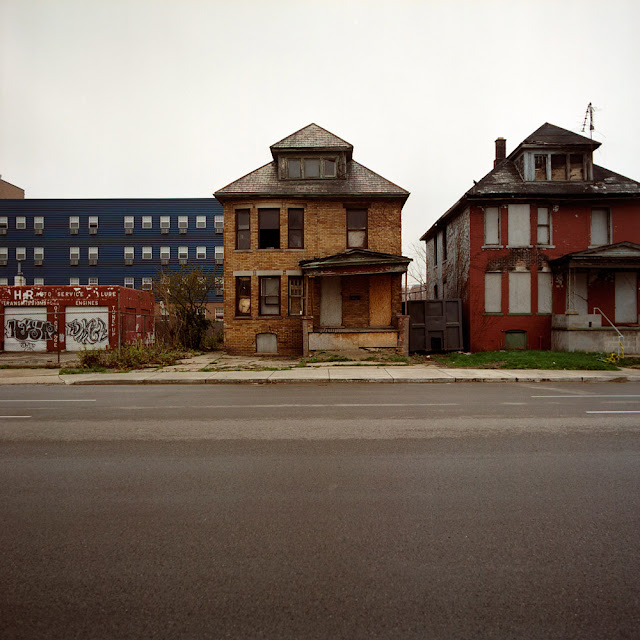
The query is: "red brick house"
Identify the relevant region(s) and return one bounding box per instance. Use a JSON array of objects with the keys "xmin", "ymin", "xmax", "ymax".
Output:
[
  {"xmin": 421, "ymin": 123, "xmax": 640, "ymax": 353},
  {"xmin": 215, "ymin": 124, "xmax": 411, "ymax": 356}
]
